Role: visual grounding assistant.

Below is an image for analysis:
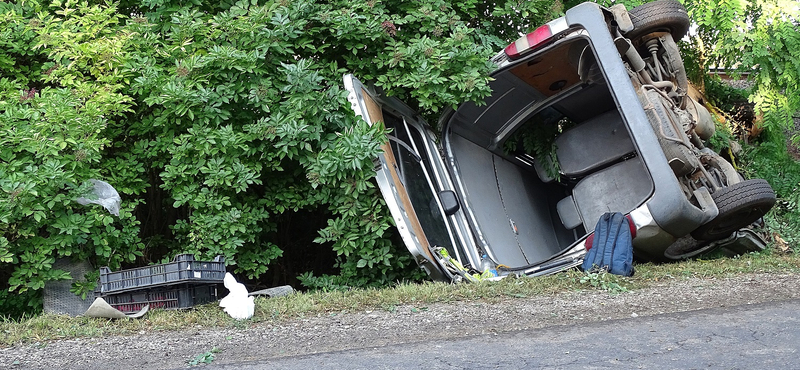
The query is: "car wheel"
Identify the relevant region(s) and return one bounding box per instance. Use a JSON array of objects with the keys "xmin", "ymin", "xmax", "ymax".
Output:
[
  {"xmin": 625, "ymin": 0, "xmax": 691, "ymax": 41},
  {"xmin": 691, "ymin": 179, "xmax": 776, "ymax": 241}
]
